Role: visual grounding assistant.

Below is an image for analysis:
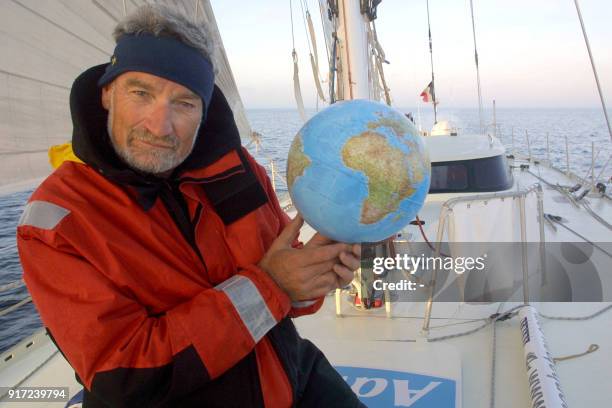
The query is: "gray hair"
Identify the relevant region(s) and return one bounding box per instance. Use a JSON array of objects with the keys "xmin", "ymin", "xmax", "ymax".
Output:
[{"xmin": 113, "ymin": 4, "xmax": 217, "ymax": 73}]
